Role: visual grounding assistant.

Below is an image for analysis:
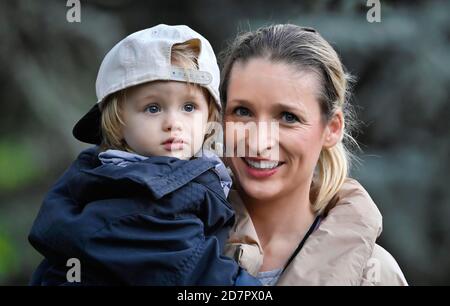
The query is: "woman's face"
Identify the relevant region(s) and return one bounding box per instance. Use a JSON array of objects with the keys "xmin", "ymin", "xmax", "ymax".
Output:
[{"xmin": 224, "ymin": 58, "xmax": 342, "ymax": 202}]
